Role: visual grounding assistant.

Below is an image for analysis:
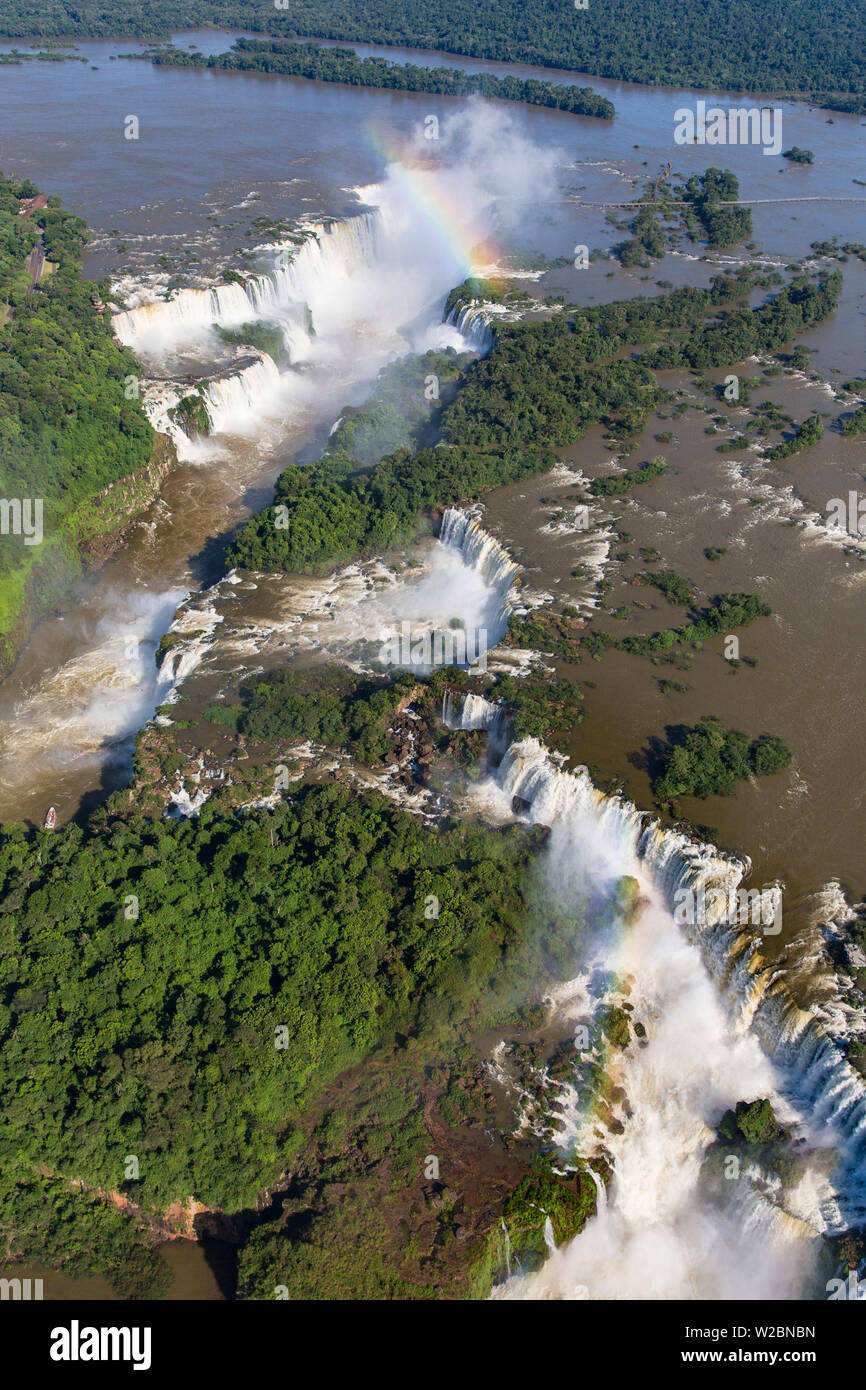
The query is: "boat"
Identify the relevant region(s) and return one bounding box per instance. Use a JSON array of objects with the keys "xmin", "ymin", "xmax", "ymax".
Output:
[{"xmin": 43, "ymin": 806, "xmax": 57, "ymax": 830}]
